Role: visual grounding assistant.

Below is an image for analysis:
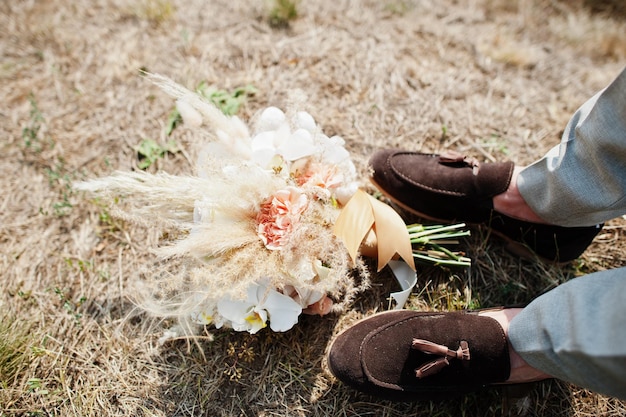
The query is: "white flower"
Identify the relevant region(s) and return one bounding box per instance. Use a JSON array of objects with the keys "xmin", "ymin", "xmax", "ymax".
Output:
[
  {"xmin": 334, "ymin": 181, "xmax": 360, "ymax": 206},
  {"xmin": 256, "ymin": 106, "xmax": 287, "ymax": 132},
  {"xmin": 282, "ymin": 259, "xmax": 333, "ymax": 314},
  {"xmin": 216, "ymin": 283, "xmax": 302, "ymax": 333},
  {"xmin": 250, "ymin": 127, "xmax": 316, "ymax": 171},
  {"xmin": 283, "ymin": 128, "xmax": 316, "ymax": 161},
  {"xmin": 190, "ymin": 309, "xmax": 214, "ymax": 325},
  {"xmin": 294, "ymin": 111, "xmax": 316, "ymax": 133},
  {"xmin": 249, "ymin": 107, "xmax": 322, "ymax": 173},
  {"xmin": 317, "ymin": 134, "xmax": 350, "ymax": 165},
  {"xmin": 285, "ymin": 258, "xmax": 332, "ymax": 285},
  {"xmin": 189, "ymin": 293, "xmax": 218, "ymax": 325}
]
